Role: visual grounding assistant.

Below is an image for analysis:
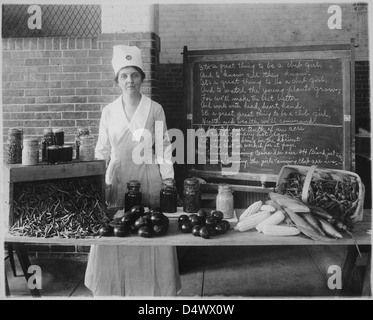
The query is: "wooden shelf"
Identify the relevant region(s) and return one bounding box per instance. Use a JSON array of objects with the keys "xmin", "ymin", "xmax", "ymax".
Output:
[
  {"xmin": 3, "ymin": 160, "xmax": 106, "ymax": 229},
  {"xmin": 3, "ymin": 160, "xmax": 106, "ymax": 183}
]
